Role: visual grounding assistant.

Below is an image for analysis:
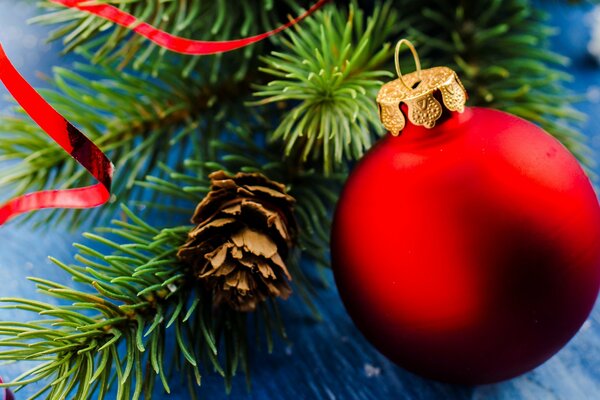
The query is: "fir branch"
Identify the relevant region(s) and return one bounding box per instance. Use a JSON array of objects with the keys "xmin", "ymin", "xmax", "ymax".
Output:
[
  {"xmin": 253, "ymin": 0, "xmax": 401, "ymax": 173},
  {"xmin": 0, "ymin": 205, "xmax": 300, "ymax": 399},
  {"xmin": 33, "ymin": 0, "xmax": 305, "ymax": 76},
  {"xmin": 0, "ymin": 208, "xmax": 191, "ymax": 399}
]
